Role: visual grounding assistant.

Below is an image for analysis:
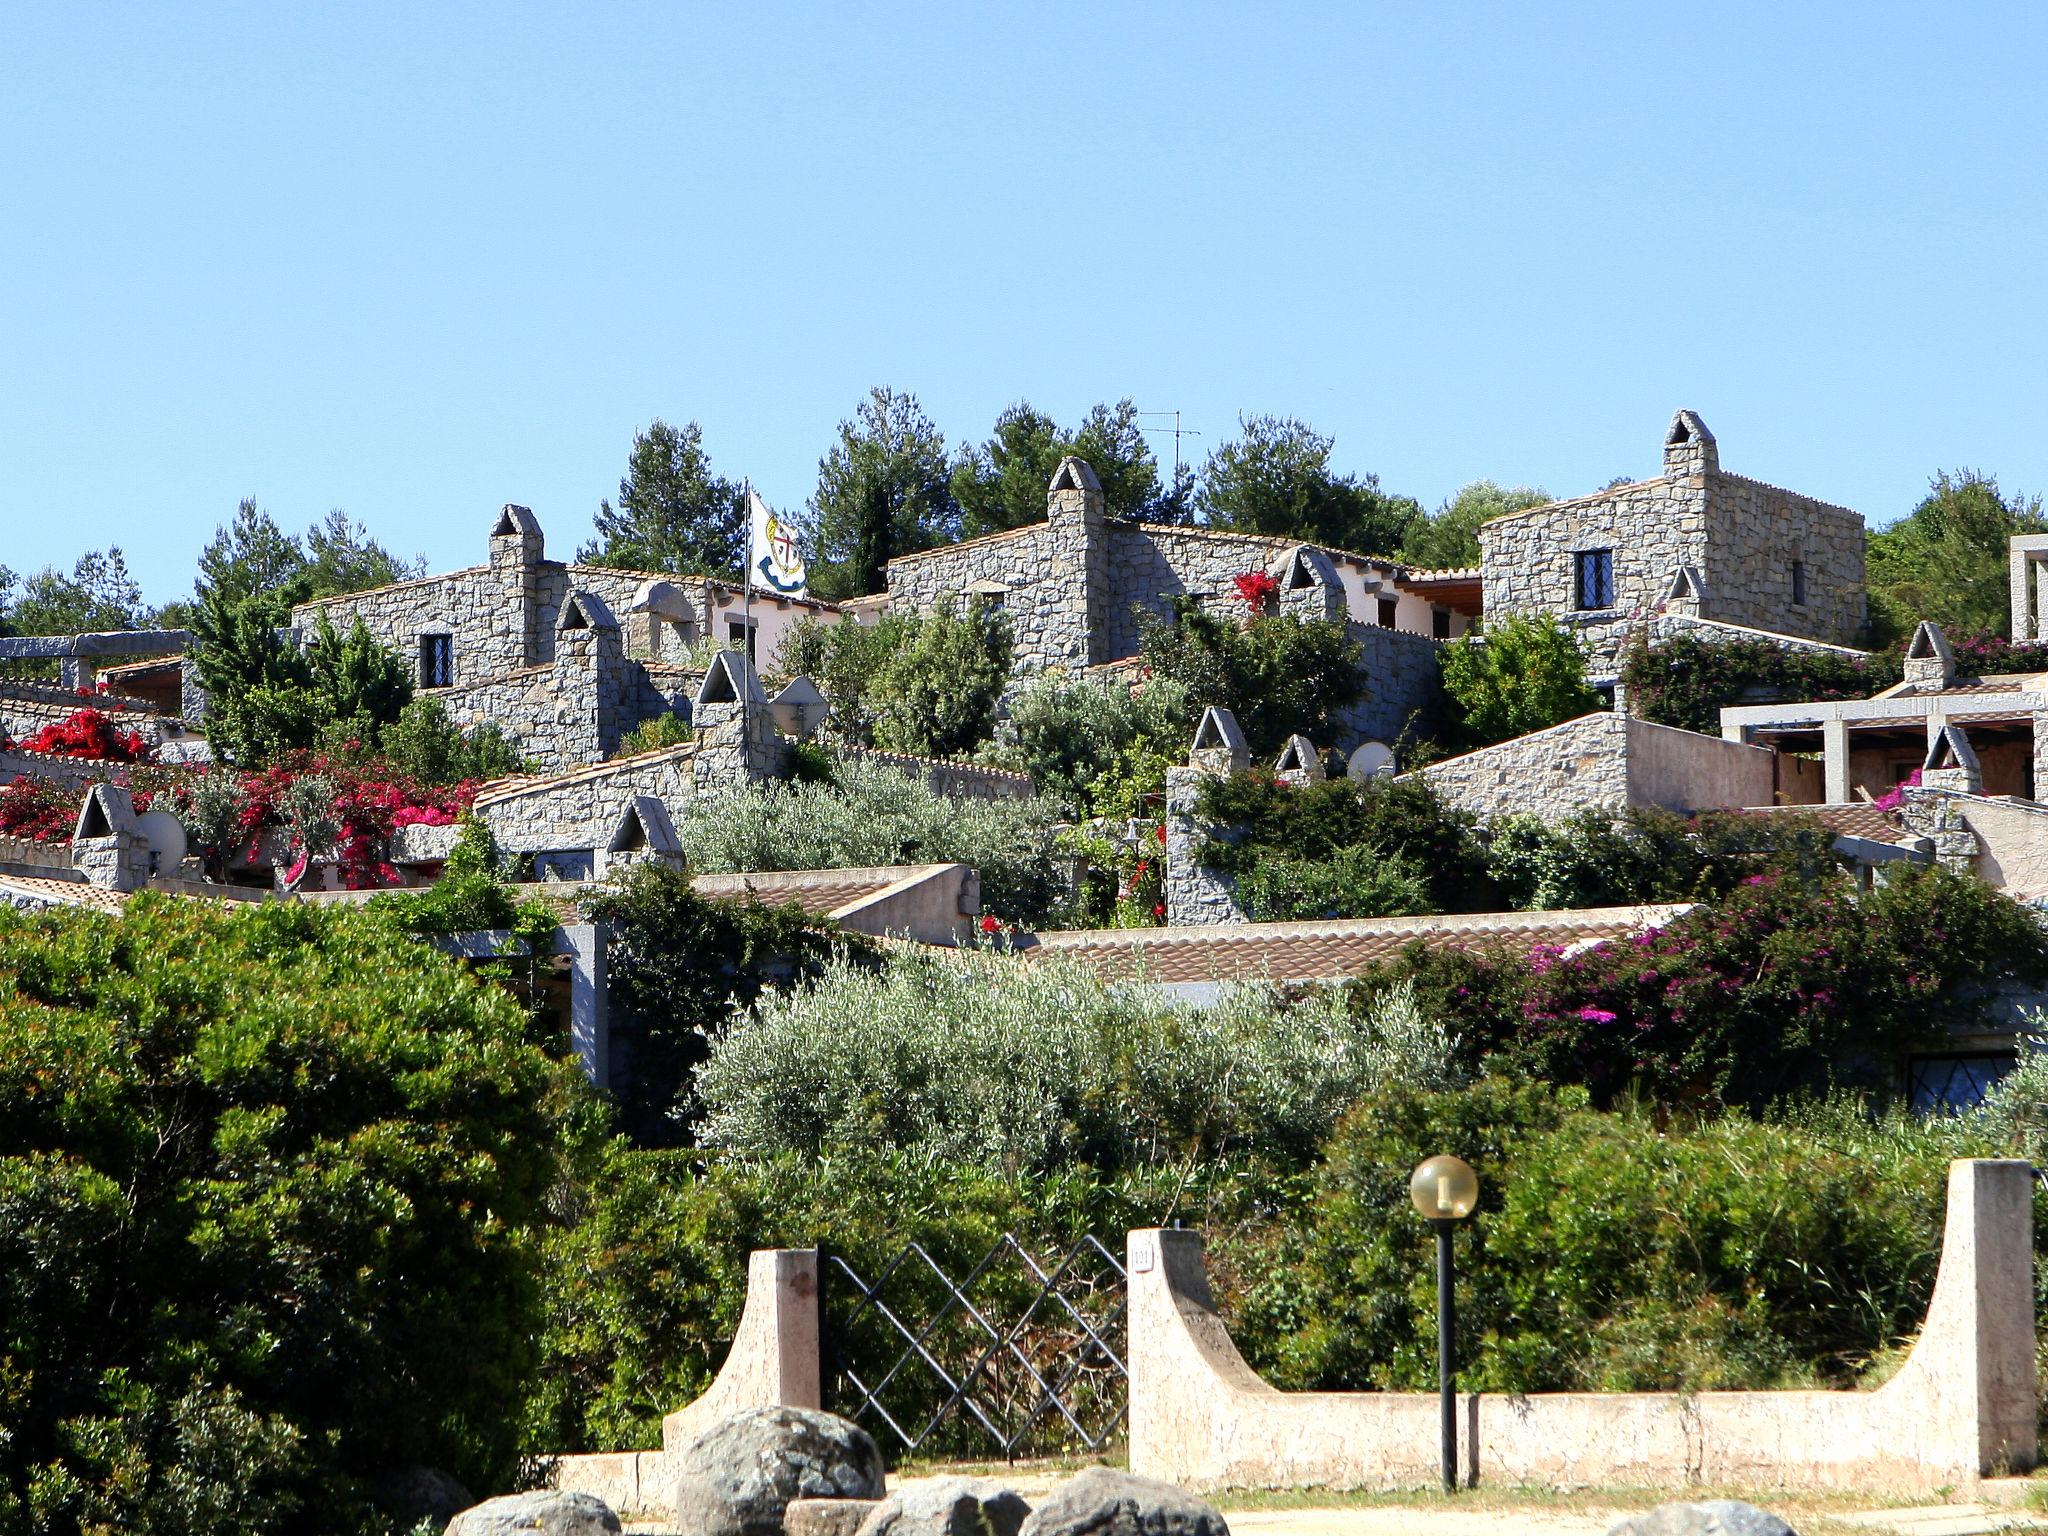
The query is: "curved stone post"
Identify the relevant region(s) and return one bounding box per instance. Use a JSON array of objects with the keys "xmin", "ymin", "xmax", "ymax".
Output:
[
  {"xmin": 661, "ymin": 1247, "xmax": 822, "ymax": 1455},
  {"xmin": 1128, "ymin": 1159, "xmax": 2035, "ymax": 1491}
]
